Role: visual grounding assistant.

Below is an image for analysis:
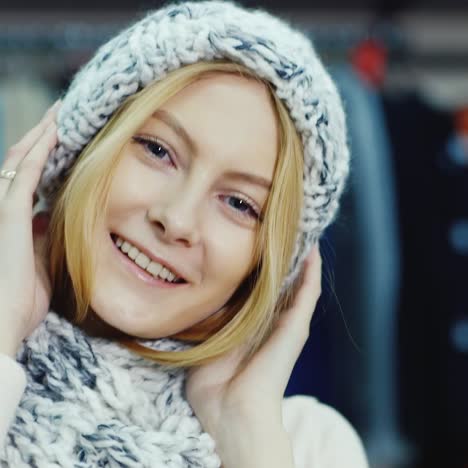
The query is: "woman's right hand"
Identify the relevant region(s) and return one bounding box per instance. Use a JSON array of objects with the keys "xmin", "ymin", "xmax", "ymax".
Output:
[{"xmin": 0, "ymin": 102, "xmax": 59, "ymax": 357}]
